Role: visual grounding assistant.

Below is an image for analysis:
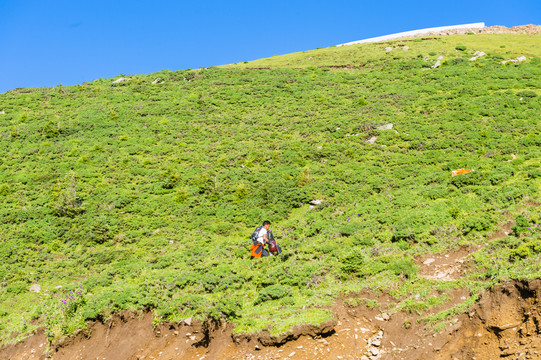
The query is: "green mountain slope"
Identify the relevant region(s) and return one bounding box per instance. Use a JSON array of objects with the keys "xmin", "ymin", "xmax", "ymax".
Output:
[{"xmin": 1, "ymin": 33, "xmax": 540, "ymax": 343}]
